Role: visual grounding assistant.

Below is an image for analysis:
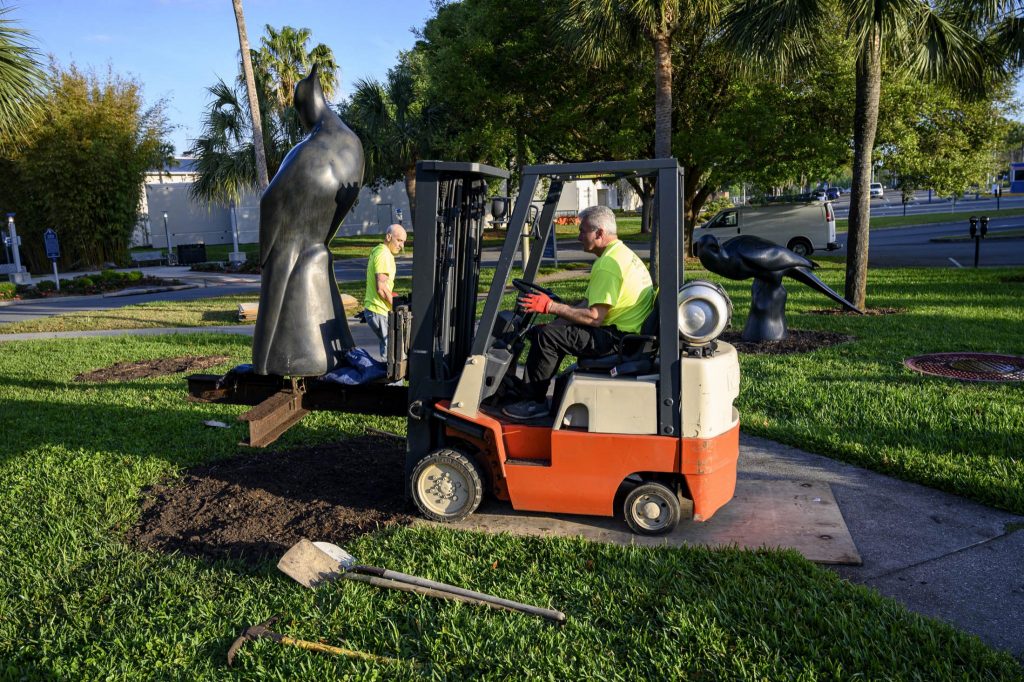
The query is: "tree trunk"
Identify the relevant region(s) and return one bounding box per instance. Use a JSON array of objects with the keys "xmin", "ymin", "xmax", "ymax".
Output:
[
  {"xmin": 683, "ymin": 173, "xmax": 712, "ymax": 257},
  {"xmin": 404, "ymin": 165, "xmax": 417, "ymax": 223},
  {"xmin": 653, "ymin": 34, "xmax": 673, "ymax": 159},
  {"xmin": 651, "ymin": 34, "xmax": 673, "ymax": 285},
  {"xmin": 845, "ymin": 28, "xmax": 882, "ymax": 310},
  {"xmin": 232, "ymin": 0, "xmax": 270, "ymax": 193}
]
